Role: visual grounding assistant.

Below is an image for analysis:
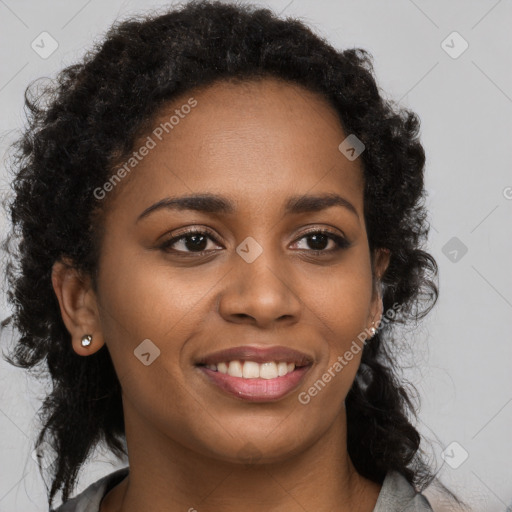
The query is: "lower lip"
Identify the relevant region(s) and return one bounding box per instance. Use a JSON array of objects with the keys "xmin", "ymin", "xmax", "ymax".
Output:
[{"xmin": 198, "ymin": 365, "xmax": 311, "ymax": 402}]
